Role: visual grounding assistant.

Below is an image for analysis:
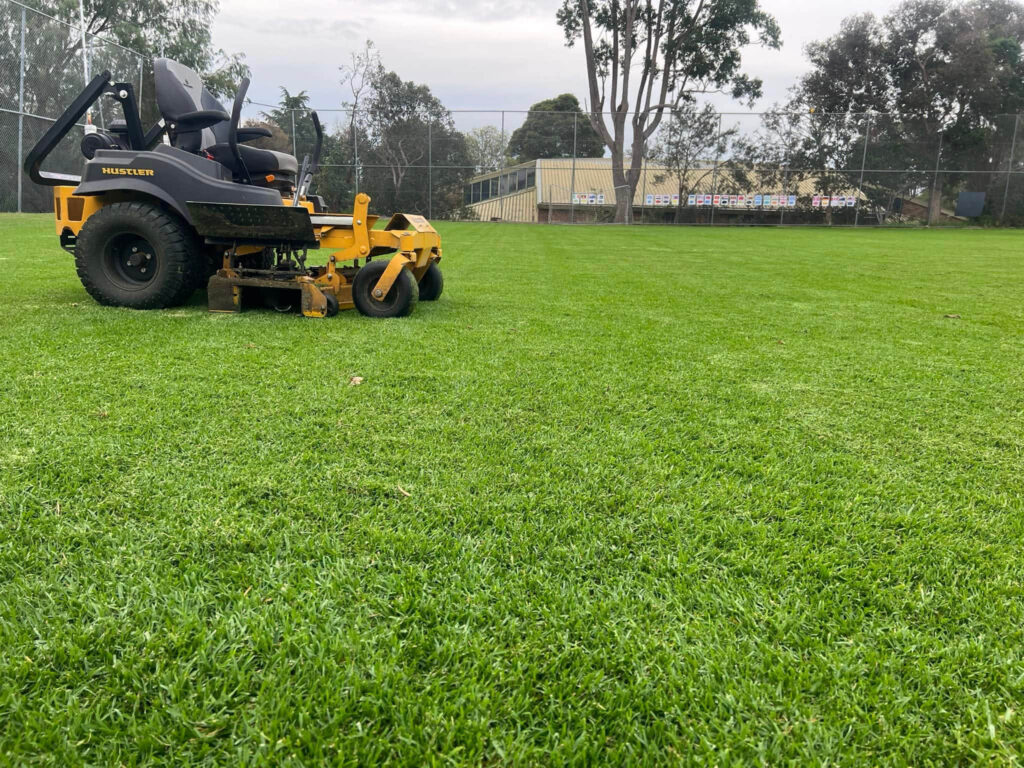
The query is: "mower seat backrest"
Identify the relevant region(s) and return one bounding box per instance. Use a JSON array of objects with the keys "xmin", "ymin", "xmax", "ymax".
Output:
[{"xmin": 153, "ymin": 58, "xmax": 226, "ymax": 151}]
